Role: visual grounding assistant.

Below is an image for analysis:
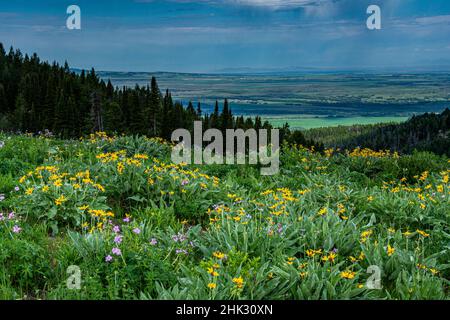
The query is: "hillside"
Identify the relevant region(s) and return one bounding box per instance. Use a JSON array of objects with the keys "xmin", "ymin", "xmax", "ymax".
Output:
[
  {"xmin": 0, "ymin": 132, "xmax": 448, "ymax": 299},
  {"xmin": 305, "ymin": 109, "xmax": 450, "ymax": 156}
]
